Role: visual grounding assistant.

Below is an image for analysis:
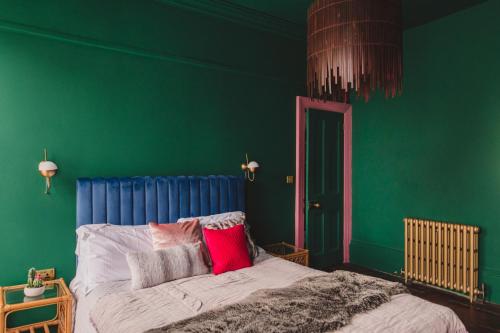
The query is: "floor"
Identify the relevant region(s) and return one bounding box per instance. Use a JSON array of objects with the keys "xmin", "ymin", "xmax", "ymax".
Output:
[{"xmin": 329, "ymin": 264, "xmax": 500, "ymax": 333}]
